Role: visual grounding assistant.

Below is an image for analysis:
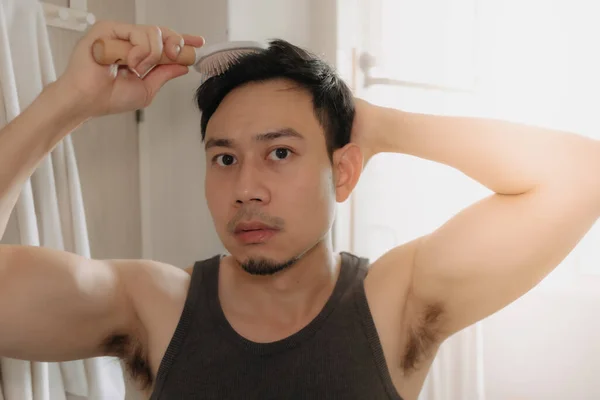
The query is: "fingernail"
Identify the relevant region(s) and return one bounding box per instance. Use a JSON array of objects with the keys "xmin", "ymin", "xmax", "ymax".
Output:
[
  {"xmin": 135, "ymin": 64, "xmax": 150, "ymax": 76},
  {"xmin": 173, "ymin": 44, "xmax": 181, "ymax": 56},
  {"xmin": 139, "ymin": 64, "xmax": 157, "ymax": 79},
  {"xmin": 129, "ymin": 67, "xmax": 141, "ymax": 78}
]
